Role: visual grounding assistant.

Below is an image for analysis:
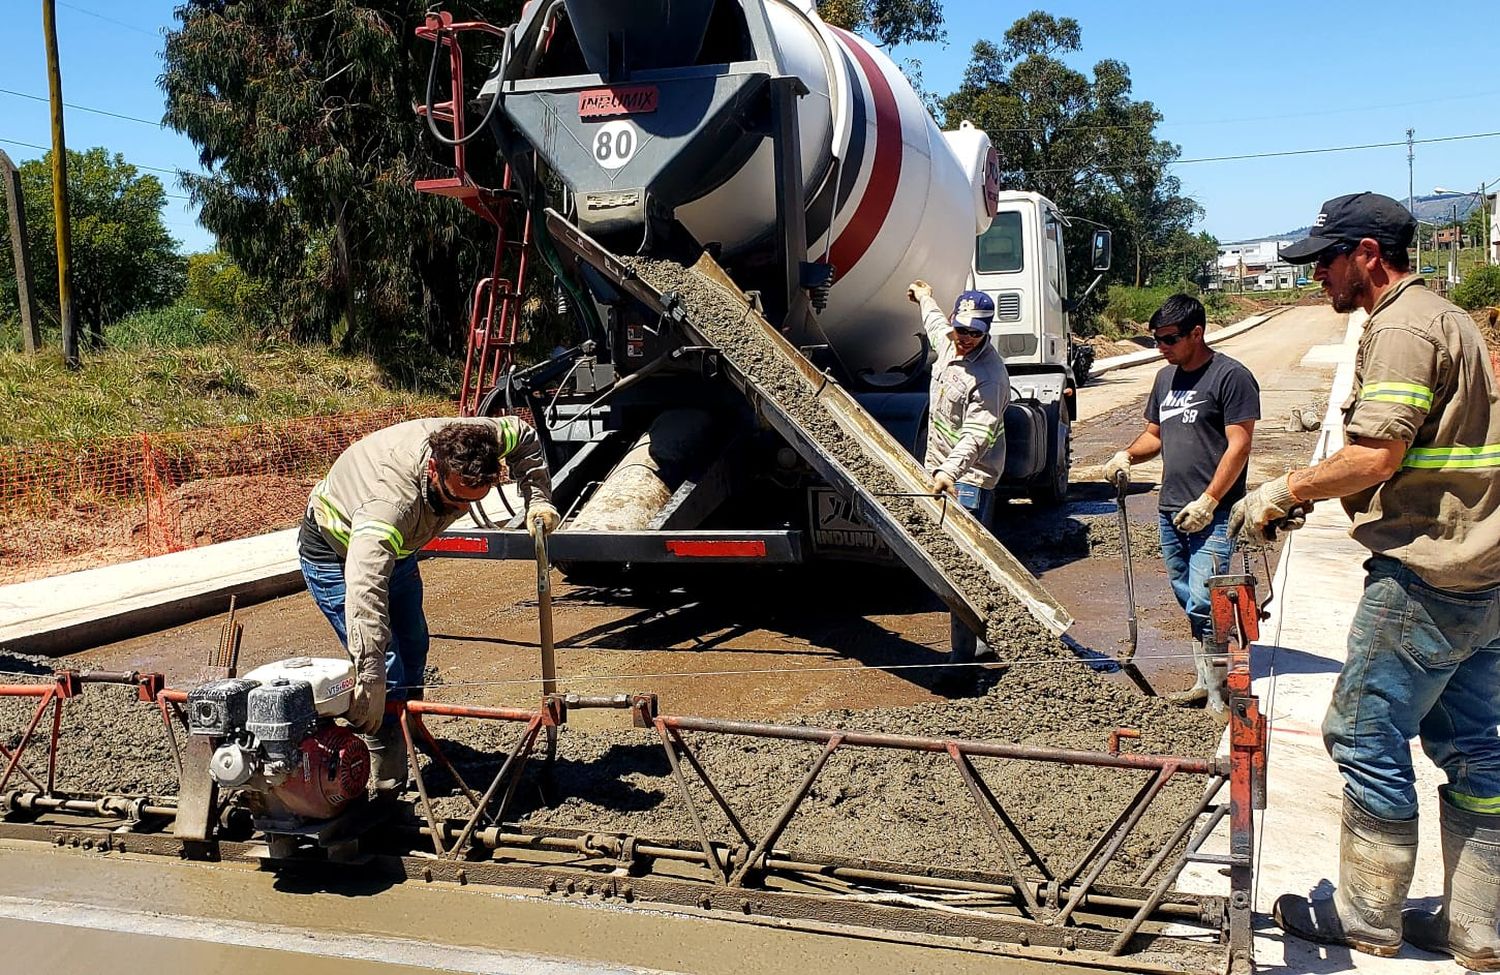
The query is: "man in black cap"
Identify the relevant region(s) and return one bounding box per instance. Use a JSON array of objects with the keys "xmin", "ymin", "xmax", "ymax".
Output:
[{"xmin": 1230, "ymin": 192, "xmax": 1500, "ymax": 967}]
